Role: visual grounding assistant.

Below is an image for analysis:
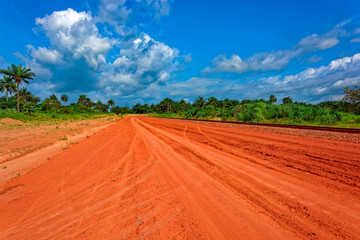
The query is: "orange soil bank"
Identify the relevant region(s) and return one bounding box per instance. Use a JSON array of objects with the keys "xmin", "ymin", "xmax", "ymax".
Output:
[{"xmin": 0, "ymin": 116, "xmax": 359, "ymax": 239}]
